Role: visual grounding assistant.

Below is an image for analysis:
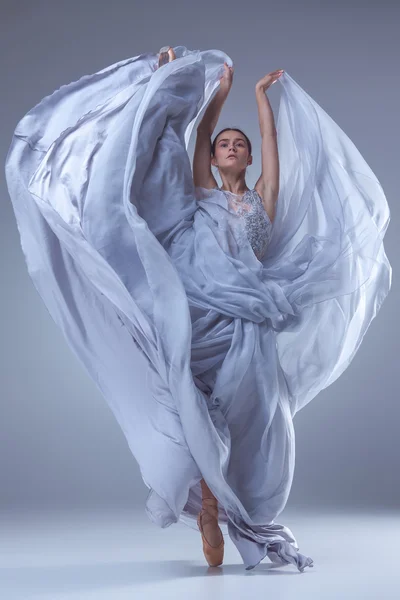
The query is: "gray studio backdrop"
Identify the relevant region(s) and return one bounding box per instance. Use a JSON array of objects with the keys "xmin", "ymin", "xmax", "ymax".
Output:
[{"xmin": 1, "ymin": 0, "xmax": 398, "ymax": 511}]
